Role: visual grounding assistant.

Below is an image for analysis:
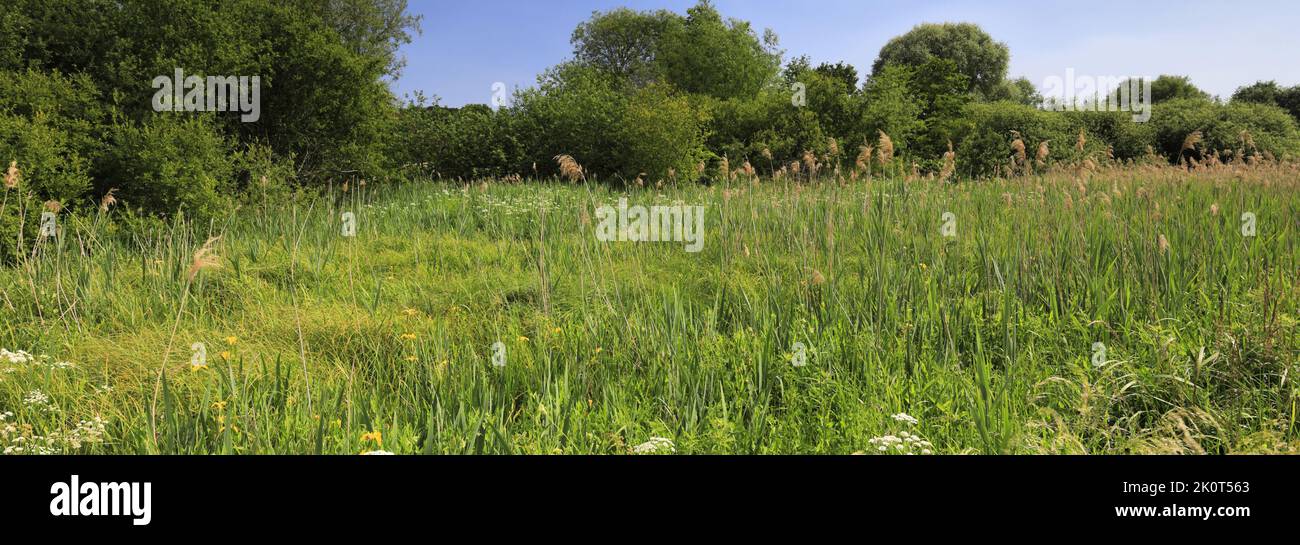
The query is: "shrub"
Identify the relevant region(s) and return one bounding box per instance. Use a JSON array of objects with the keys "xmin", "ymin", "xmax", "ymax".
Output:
[
  {"xmin": 950, "ymin": 101, "xmax": 1069, "ymax": 178},
  {"xmin": 615, "ymin": 83, "xmax": 707, "ymax": 182},
  {"xmin": 99, "ymin": 116, "xmax": 235, "ymax": 221},
  {"xmin": 1149, "ymin": 98, "xmax": 1300, "ymax": 162},
  {"xmin": 0, "ymin": 113, "xmax": 94, "ymax": 203}
]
